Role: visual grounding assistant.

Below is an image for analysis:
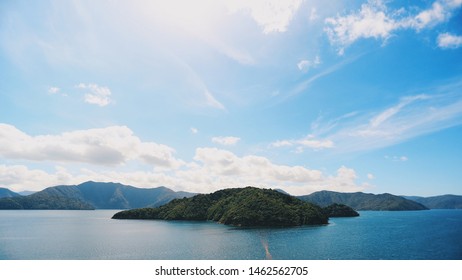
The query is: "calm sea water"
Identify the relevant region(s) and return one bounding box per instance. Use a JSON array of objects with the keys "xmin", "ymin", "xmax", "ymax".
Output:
[{"xmin": 0, "ymin": 210, "xmax": 461, "ymax": 260}]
